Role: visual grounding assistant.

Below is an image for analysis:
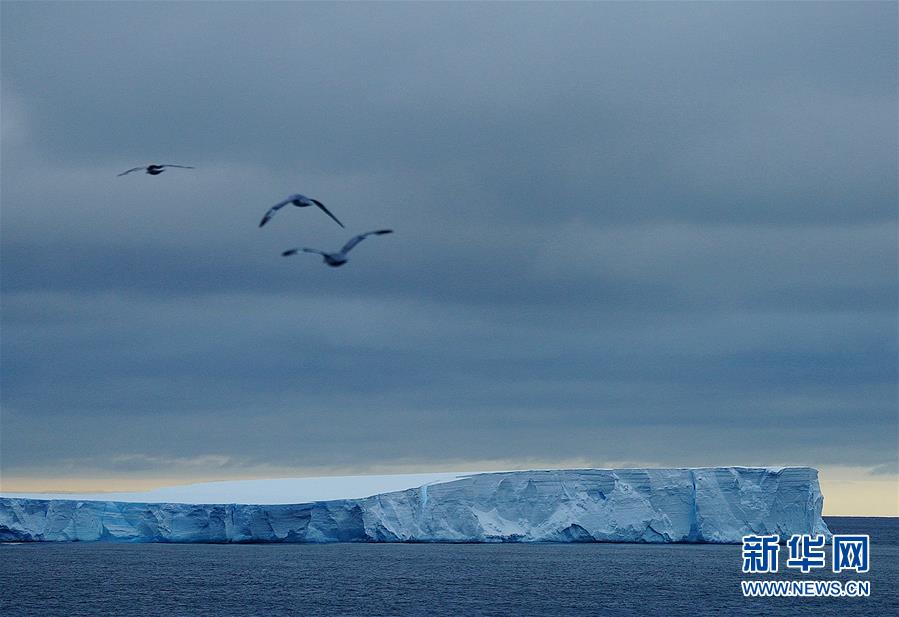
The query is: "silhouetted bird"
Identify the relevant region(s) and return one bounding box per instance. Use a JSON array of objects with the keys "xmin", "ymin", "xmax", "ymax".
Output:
[
  {"xmin": 259, "ymin": 194, "xmax": 344, "ymax": 228},
  {"xmin": 118, "ymin": 164, "xmax": 194, "ymax": 176},
  {"xmin": 282, "ymin": 230, "xmax": 393, "ymax": 267}
]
